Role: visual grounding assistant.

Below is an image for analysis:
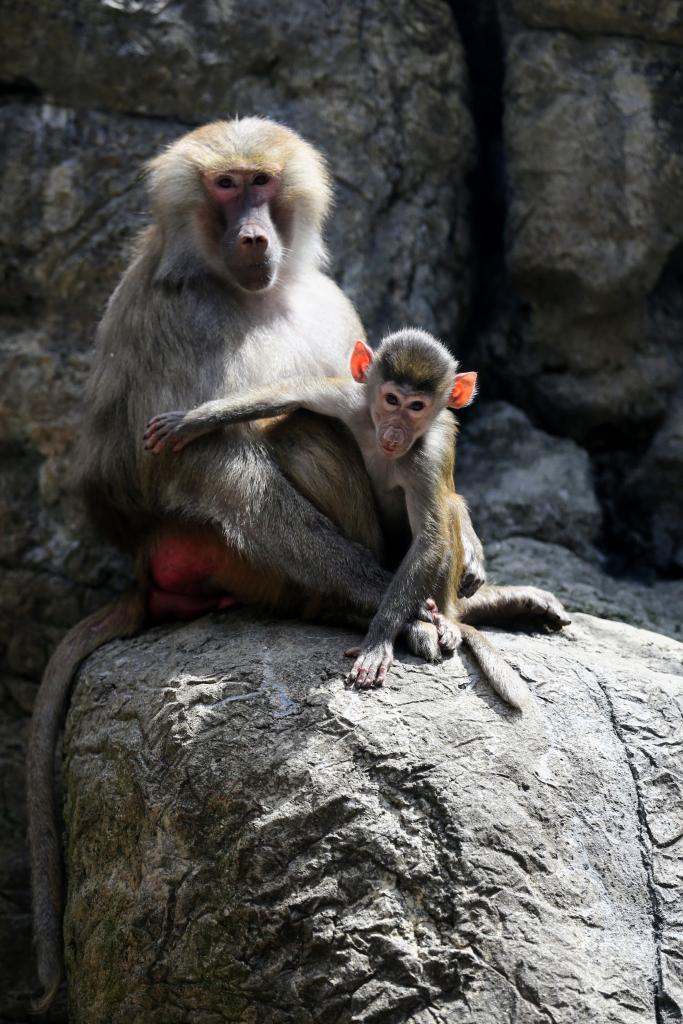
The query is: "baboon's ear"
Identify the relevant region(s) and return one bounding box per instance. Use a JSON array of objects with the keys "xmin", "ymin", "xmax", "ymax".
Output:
[
  {"xmin": 448, "ymin": 371, "xmax": 478, "ymax": 409},
  {"xmin": 350, "ymin": 340, "xmax": 374, "ymax": 383}
]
